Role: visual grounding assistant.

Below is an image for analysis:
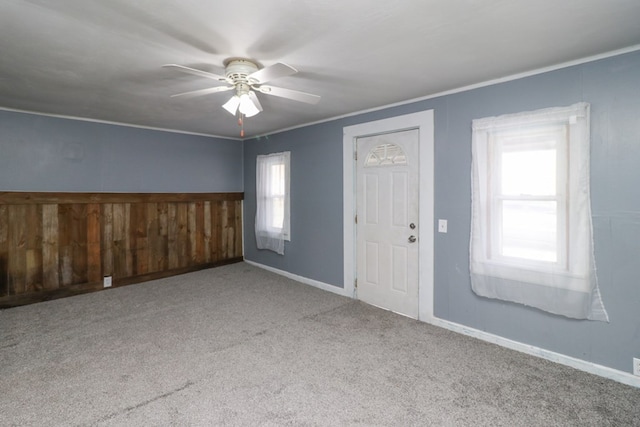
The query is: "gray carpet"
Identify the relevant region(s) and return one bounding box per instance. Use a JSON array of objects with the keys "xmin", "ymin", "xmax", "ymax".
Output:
[{"xmin": 1, "ymin": 262, "xmax": 639, "ymax": 426}]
